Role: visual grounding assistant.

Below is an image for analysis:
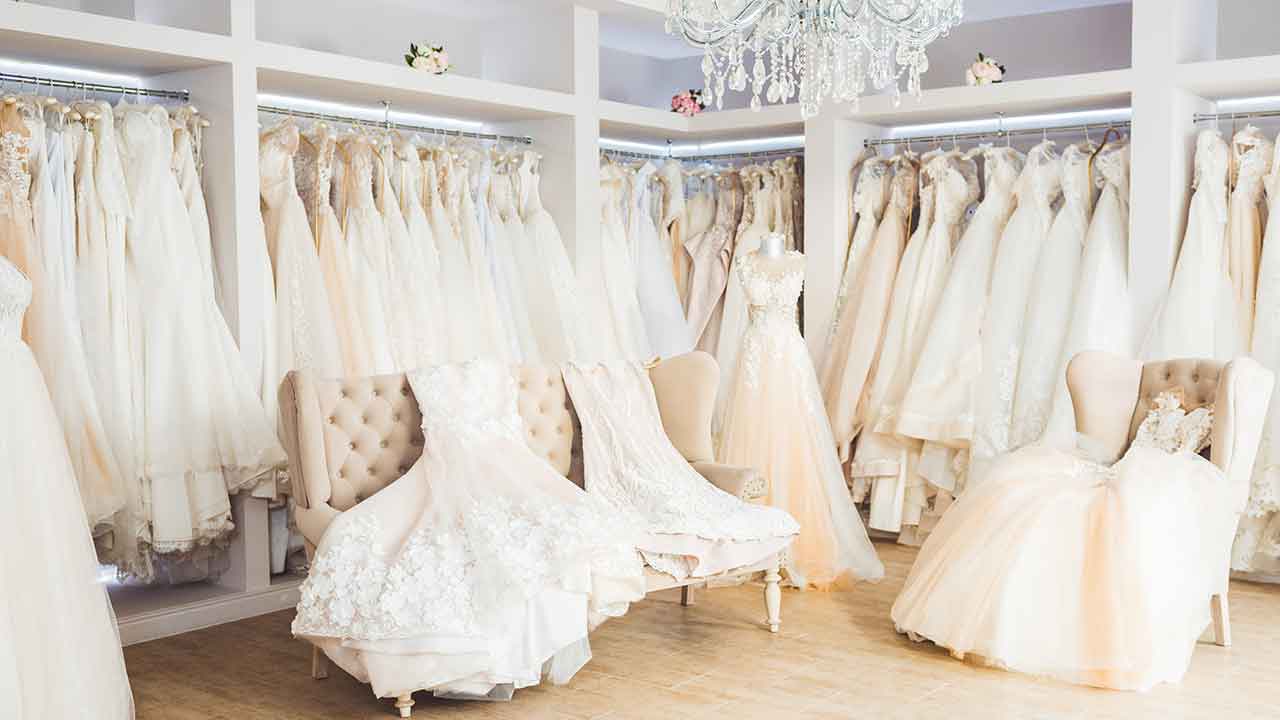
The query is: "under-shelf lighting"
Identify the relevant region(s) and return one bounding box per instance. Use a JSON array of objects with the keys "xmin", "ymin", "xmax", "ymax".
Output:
[
  {"xmin": 1215, "ymin": 95, "xmax": 1280, "ymax": 113},
  {"xmin": 0, "ymin": 57, "xmax": 143, "ymax": 90},
  {"xmin": 599, "ymin": 134, "xmax": 804, "ymax": 158},
  {"xmin": 884, "ymin": 107, "xmax": 1132, "ymax": 139},
  {"xmin": 256, "ymin": 93, "xmax": 485, "ymax": 132}
]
